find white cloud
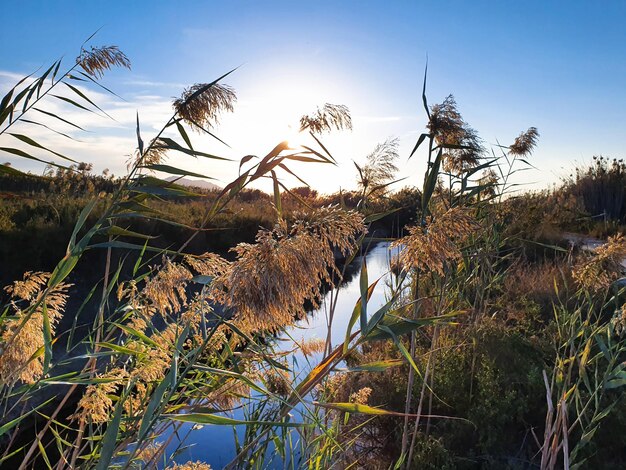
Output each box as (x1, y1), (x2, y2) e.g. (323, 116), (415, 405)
(0, 67), (432, 194)
(0, 70), (26, 81)
(123, 79), (187, 89)
(354, 115), (404, 123)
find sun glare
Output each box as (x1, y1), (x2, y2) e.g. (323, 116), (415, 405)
(284, 127), (308, 150)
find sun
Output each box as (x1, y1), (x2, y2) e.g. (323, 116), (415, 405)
(284, 126), (310, 150)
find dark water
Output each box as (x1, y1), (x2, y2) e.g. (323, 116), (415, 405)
(165, 242), (397, 469)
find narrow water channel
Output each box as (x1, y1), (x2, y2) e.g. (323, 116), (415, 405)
(166, 242), (396, 468)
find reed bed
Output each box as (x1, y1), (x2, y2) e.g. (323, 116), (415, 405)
(0, 42), (625, 470)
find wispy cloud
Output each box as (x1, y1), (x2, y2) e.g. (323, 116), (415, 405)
(123, 79), (187, 89)
(0, 70), (27, 81)
(354, 115), (404, 123)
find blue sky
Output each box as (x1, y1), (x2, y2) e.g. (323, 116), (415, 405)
(2, 0), (626, 192)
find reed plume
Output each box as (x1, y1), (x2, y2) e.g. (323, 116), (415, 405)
(173, 83), (236, 130)
(74, 368), (128, 424)
(0, 272), (70, 384)
(349, 387), (372, 405)
(572, 233), (626, 292)
(212, 207), (364, 333)
(300, 103), (352, 133)
(357, 137), (400, 192)
(509, 127), (539, 156)
(135, 442), (162, 464)
(393, 207), (479, 276)
(76, 45), (131, 78)
(299, 337), (326, 356)
(428, 95), (484, 173)
(141, 258), (193, 318)
(166, 462), (212, 470)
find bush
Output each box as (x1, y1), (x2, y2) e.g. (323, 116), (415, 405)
(563, 156), (626, 224)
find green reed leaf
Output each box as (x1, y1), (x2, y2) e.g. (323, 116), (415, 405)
(141, 164), (216, 180)
(33, 107), (87, 131)
(68, 198), (98, 252)
(166, 413), (311, 427)
(409, 133), (429, 160)
(359, 257), (369, 333)
(344, 278), (380, 353)
(95, 395), (124, 470)
(136, 112), (143, 155)
(421, 148), (442, 215)
(342, 359), (404, 373)
(8, 133), (77, 163)
(156, 137), (231, 161)
(103, 225), (156, 240)
(64, 81), (112, 118)
(0, 146), (70, 169)
(42, 303), (52, 374)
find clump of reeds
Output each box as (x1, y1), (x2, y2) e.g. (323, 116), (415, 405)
(3, 42), (626, 470)
(212, 207), (364, 333)
(392, 206), (479, 276)
(0, 272), (70, 384)
(572, 233), (626, 292)
(564, 156), (626, 224)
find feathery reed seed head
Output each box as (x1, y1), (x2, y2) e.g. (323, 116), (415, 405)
(212, 207), (364, 333)
(0, 272), (70, 384)
(509, 127), (540, 156)
(136, 442), (162, 464)
(76, 46), (131, 78)
(166, 462), (212, 470)
(611, 303), (626, 337)
(299, 337), (326, 356)
(74, 368), (128, 424)
(299, 103), (352, 134)
(358, 138), (400, 191)
(349, 387), (372, 405)
(393, 207), (479, 276)
(173, 83), (236, 130)
(572, 233), (626, 292)
(204, 379), (251, 410)
(142, 258), (193, 318)
(428, 95), (485, 173)
(265, 369), (292, 396)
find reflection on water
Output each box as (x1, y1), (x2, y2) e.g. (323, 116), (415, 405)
(167, 242), (397, 469)
(564, 232), (626, 268)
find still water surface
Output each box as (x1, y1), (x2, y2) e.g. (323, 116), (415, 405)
(167, 242), (396, 468)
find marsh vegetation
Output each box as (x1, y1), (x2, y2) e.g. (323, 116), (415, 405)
(0, 43), (625, 470)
